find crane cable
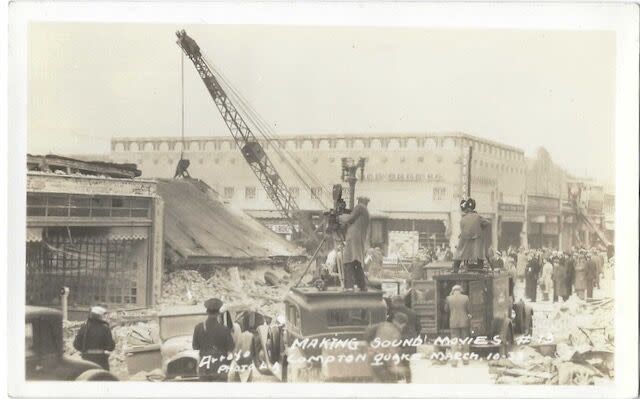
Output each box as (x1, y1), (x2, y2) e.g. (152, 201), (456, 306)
(180, 51), (186, 160)
(204, 58), (329, 207)
(203, 57), (330, 208)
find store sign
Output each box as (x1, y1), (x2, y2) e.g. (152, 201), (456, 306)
(498, 203), (525, 213)
(528, 196), (560, 211)
(365, 172), (443, 182)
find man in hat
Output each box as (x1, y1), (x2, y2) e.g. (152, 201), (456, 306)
(73, 305), (115, 370)
(192, 298), (235, 381)
(452, 198), (490, 273)
(525, 252), (541, 302)
(444, 285), (472, 367)
(339, 196), (370, 291)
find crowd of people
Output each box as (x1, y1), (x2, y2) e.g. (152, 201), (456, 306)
(487, 245), (612, 302)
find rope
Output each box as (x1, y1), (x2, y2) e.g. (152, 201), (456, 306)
(203, 57), (330, 209)
(180, 51), (185, 160)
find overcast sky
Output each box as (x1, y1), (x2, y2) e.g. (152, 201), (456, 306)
(27, 23), (616, 183)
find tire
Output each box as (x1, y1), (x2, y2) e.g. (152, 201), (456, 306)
(75, 369), (119, 381)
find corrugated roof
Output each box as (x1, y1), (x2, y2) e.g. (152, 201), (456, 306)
(156, 179), (303, 263)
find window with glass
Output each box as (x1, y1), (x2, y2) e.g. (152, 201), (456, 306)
(27, 193), (150, 218)
(327, 309), (369, 327)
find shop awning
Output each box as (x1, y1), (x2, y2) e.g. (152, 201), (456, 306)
(106, 226), (148, 240)
(26, 227), (43, 242)
(383, 211), (449, 221)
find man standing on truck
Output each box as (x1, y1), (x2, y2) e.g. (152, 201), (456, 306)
(73, 305), (115, 370)
(452, 198), (490, 273)
(192, 298), (235, 381)
(339, 196), (370, 291)
(444, 285), (472, 367)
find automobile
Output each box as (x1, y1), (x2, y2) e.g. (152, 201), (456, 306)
(25, 306), (119, 381)
(255, 286), (388, 382)
(126, 304), (270, 380)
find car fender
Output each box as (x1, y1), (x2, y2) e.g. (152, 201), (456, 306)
(75, 368), (119, 381)
(163, 349), (199, 375)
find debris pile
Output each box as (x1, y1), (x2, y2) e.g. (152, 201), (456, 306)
(158, 264), (303, 318)
(491, 295), (614, 385)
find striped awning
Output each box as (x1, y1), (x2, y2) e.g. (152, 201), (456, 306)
(27, 227), (43, 242)
(106, 226), (148, 240)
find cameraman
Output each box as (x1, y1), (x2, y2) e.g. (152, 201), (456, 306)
(339, 196), (370, 291)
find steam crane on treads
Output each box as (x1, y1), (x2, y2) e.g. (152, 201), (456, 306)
(176, 30), (388, 382)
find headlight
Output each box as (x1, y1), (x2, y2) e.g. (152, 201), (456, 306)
(166, 357), (198, 379)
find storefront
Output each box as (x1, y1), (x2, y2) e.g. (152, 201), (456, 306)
(527, 195), (561, 249)
(26, 172), (164, 309)
(497, 203), (525, 251)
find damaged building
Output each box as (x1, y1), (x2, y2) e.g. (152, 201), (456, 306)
(25, 155), (303, 314)
(155, 178), (304, 269)
(26, 155), (164, 311)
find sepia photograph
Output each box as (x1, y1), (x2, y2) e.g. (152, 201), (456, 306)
(6, 2), (639, 398)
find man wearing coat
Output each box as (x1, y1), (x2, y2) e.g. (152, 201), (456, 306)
(444, 285), (472, 367)
(525, 253), (541, 302)
(192, 298), (235, 381)
(573, 253), (589, 300)
(452, 198), (490, 273)
(552, 257), (570, 302)
(73, 306), (115, 370)
(339, 196), (370, 291)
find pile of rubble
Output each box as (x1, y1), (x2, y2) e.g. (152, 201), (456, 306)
(61, 261), (308, 380)
(491, 295), (614, 385)
(158, 263), (303, 318)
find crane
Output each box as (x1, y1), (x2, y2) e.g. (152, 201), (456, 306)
(175, 30), (321, 244)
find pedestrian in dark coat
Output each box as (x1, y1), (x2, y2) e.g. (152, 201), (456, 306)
(192, 298), (235, 381)
(573, 255), (589, 300)
(552, 258), (569, 301)
(586, 255), (598, 299)
(453, 198), (490, 272)
(339, 196), (370, 291)
(73, 306), (115, 370)
(525, 254), (541, 302)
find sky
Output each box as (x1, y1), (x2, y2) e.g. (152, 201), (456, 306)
(27, 23), (616, 183)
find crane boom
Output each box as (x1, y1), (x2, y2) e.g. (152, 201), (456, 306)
(176, 30), (306, 238)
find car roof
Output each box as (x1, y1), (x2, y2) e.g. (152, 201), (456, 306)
(26, 306), (62, 321)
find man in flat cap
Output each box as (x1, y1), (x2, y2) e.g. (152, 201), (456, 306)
(192, 298), (235, 381)
(73, 305), (115, 370)
(444, 285), (472, 367)
(339, 196), (370, 291)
